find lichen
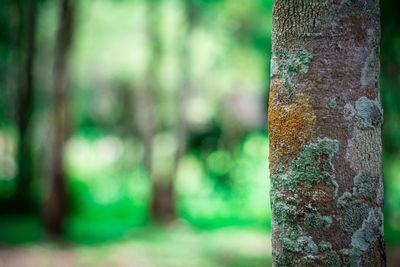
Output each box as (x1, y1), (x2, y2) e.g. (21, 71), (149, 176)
(324, 251), (341, 267)
(337, 191), (353, 208)
(275, 251), (293, 267)
(340, 248), (362, 267)
(361, 38), (378, 87)
(353, 173), (377, 199)
(343, 103), (355, 120)
(304, 212), (332, 229)
(280, 225), (318, 255)
(271, 138), (339, 200)
(270, 56), (279, 76)
(355, 96), (383, 130)
(319, 241), (333, 251)
(345, 127), (382, 178)
(276, 47), (312, 92)
(341, 0), (356, 7)
(274, 201), (297, 226)
(340, 200), (370, 232)
(351, 208), (384, 251)
(268, 89), (316, 168)
(329, 99), (337, 108)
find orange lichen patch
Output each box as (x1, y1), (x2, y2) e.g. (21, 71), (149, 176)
(268, 81), (316, 169)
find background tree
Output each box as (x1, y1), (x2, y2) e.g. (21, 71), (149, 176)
(14, 0), (38, 213)
(269, 0), (385, 265)
(43, 0), (74, 236)
(0, 0), (39, 213)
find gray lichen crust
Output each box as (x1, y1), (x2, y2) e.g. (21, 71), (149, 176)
(355, 96), (383, 130)
(345, 127), (382, 178)
(340, 200), (370, 233)
(334, 174), (384, 265)
(351, 208), (384, 251)
(343, 103), (356, 120)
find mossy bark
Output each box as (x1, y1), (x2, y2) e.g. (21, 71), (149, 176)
(268, 0), (385, 266)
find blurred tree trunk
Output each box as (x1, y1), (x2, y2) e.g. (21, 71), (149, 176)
(12, 0), (38, 212)
(43, 0), (74, 236)
(140, 0), (173, 222)
(148, 0), (197, 222)
(268, 0), (385, 266)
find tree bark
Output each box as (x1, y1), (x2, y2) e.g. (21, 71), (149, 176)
(268, 0), (385, 266)
(43, 0), (74, 237)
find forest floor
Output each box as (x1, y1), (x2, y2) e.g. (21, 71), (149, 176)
(0, 222), (399, 267)
(0, 223), (272, 267)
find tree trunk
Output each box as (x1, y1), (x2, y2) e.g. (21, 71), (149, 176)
(43, 0), (74, 237)
(12, 0), (38, 213)
(268, 0), (385, 266)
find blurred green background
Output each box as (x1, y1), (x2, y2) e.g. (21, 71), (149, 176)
(0, 0), (399, 266)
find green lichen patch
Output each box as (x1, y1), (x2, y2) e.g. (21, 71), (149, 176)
(351, 208), (384, 251)
(275, 251), (293, 267)
(319, 241), (333, 251)
(276, 47), (312, 92)
(329, 99), (337, 108)
(271, 137), (340, 266)
(353, 173), (377, 199)
(340, 200), (370, 232)
(271, 138), (339, 204)
(355, 96), (383, 130)
(341, 0), (356, 7)
(290, 137), (339, 197)
(271, 191), (285, 208)
(337, 191), (353, 208)
(274, 201), (297, 226)
(324, 251), (341, 267)
(280, 226), (318, 255)
(340, 248), (362, 267)
(304, 212), (332, 229)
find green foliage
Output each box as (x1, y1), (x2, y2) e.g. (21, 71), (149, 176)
(177, 132), (270, 227)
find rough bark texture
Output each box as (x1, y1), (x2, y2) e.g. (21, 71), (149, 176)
(43, 0), (74, 236)
(268, 0), (385, 266)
